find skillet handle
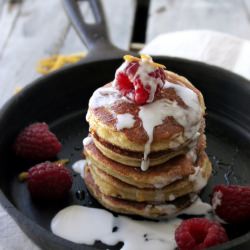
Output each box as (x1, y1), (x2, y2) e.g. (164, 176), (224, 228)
(62, 0), (128, 59)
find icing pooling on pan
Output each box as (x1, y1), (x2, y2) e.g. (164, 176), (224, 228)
(51, 198), (211, 250)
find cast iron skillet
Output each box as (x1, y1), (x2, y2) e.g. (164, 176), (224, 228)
(0, 0), (250, 249)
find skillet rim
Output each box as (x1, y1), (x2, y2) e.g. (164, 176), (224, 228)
(0, 55), (250, 250)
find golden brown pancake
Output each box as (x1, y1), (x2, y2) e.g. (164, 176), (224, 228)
(86, 151), (212, 203)
(90, 123), (206, 167)
(84, 165), (199, 219)
(84, 140), (196, 189)
(92, 131), (191, 167)
(83, 59), (212, 219)
(86, 70), (205, 157)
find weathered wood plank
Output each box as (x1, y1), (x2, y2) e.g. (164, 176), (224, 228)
(0, 0), (135, 108)
(0, 0), (70, 107)
(147, 0), (250, 42)
(0, 0), (6, 16)
(243, 0), (250, 17)
(0, 1), (22, 55)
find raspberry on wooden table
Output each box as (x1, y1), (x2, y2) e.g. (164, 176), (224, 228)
(27, 161), (72, 200)
(211, 184), (250, 224)
(175, 218), (228, 250)
(13, 122), (61, 161)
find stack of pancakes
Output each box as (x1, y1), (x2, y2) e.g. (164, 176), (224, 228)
(83, 69), (212, 219)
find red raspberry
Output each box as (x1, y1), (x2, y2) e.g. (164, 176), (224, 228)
(148, 68), (166, 82)
(115, 59), (166, 105)
(27, 161), (72, 200)
(134, 78), (150, 105)
(125, 61), (139, 76)
(14, 122), (61, 161)
(116, 72), (133, 95)
(175, 218), (228, 250)
(211, 185), (250, 224)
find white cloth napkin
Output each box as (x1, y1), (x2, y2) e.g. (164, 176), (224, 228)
(142, 30), (250, 80)
(1, 30), (249, 250)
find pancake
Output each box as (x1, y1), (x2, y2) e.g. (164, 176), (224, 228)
(90, 122), (205, 167)
(86, 152), (212, 202)
(92, 131), (191, 167)
(84, 140), (196, 189)
(86, 70), (205, 157)
(84, 164), (198, 219)
(82, 56), (212, 219)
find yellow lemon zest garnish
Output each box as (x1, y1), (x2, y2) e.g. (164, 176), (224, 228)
(123, 54), (166, 69)
(14, 86), (22, 94)
(123, 55), (140, 62)
(140, 54), (152, 61)
(141, 54), (166, 69)
(37, 52), (86, 74)
(151, 62), (166, 69)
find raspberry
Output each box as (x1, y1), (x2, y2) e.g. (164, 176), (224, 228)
(116, 72), (133, 95)
(175, 218), (228, 250)
(148, 68), (166, 82)
(211, 185), (250, 224)
(14, 122), (61, 161)
(114, 56), (166, 105)
(27, 161), (72, 200)
(134, 78), (150, 105)
(125, 61), (139, 76)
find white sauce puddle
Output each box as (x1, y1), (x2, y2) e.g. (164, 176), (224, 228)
(180, 197), (212, 215)
(51, 205), (180, 250)
(51, 198), (212, 250)
(72, 160), (87, 178)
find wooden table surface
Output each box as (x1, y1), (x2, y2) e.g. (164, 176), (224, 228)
(1, 0), (250, 108)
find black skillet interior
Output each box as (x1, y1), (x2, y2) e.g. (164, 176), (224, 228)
(0, 56), (250, 250)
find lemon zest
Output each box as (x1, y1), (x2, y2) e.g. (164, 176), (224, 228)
(37, 52), (86, 74)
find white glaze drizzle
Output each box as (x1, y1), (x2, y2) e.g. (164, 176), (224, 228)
(82, 136), (93, 147)
(89, 87), (127, 109)
(189, 166), (208, 192)
(168, 194), (176, 201)
(212, 191), (222, 210)
(72, 160), (87, 178)
(186, 148), (197, 163)
(139, 90), (201, 171)
(116, 113), (135, 130)
(51, 198), (212, 250)
(144, 203), (177, 215)
(180, 197), (212, 215)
